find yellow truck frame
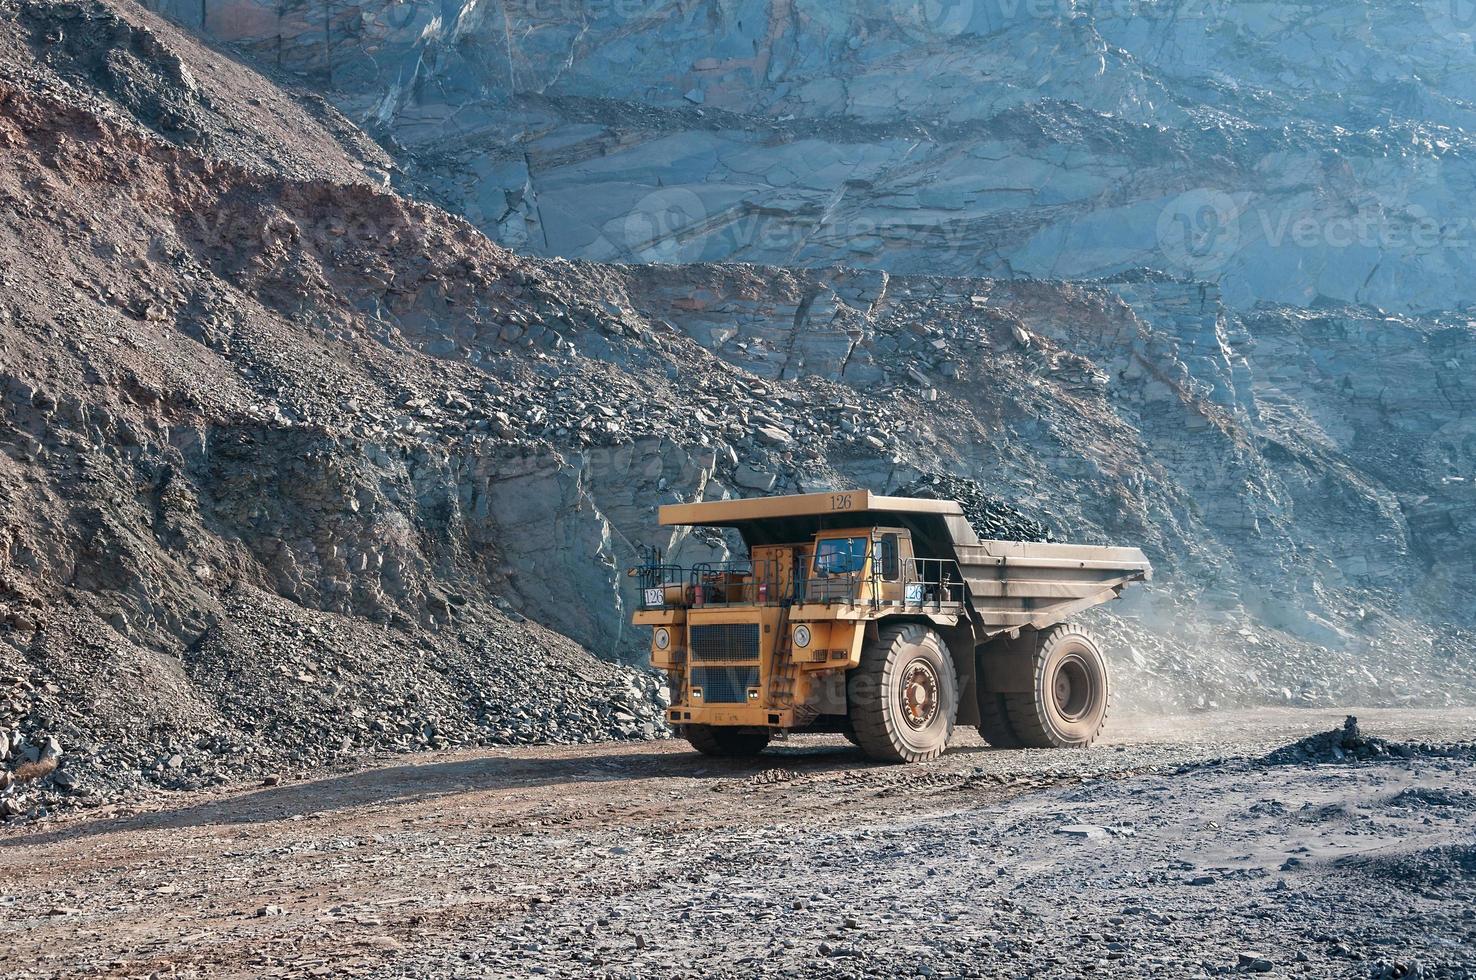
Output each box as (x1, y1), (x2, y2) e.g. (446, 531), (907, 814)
(632, 490), (1151, 763)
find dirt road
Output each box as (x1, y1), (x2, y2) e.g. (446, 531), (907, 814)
(3, 708), (1474, 979)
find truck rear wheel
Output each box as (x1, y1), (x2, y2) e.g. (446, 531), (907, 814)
(681, 724), (770, 758)
(847, 623), (957, 764)
(975, 693), (1024, 749)
(1001, 625), (1110, 748)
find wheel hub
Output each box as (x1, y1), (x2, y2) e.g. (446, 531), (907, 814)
(1052, 656), (1093, 721)
(899, 659), (941, 730)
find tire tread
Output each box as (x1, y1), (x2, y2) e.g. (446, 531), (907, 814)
(682, 724), (770, 757)
(975, 690), (1025, 748)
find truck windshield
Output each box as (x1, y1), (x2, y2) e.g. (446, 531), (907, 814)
(813, 537), (868, 577)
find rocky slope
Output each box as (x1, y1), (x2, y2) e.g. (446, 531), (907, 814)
(141, 0), (1476, 311)
(0, 0), (1473, 818)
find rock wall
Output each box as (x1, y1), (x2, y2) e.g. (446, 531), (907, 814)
(138, 0), (1476, 312)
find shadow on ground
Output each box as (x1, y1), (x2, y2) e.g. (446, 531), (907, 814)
(2, 736), (997, 846)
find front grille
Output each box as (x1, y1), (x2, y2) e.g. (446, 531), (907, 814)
(689, 623), (760, 663)
(691, 666), (761, 703)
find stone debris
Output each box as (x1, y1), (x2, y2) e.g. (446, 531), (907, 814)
(1056, 824), (1109, 840)
(1235, 952), (1274, 973)
(10, 714), (1472, 977)
(1261, 716), (1476, 767)
(898, 474), (1054, 543)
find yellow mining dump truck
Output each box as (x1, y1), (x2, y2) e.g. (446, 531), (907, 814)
(631, 490), (1151, 763)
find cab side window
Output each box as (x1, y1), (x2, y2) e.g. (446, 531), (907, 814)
(879, 533), (900, 580)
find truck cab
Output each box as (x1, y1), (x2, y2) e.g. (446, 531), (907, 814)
(631, 490), (1149, 763)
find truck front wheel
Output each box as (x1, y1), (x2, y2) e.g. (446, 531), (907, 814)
(847, 623), (958, 763)
(1001, 625), (1110, 748)
(681, 724), (770, 758)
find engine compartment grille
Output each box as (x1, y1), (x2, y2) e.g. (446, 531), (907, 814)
(691, 666), (761, 704)
(689, 623), (760, 663)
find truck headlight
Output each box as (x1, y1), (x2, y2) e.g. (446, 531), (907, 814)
(793, 625), (811, 648)
(654, 627), (671, 651)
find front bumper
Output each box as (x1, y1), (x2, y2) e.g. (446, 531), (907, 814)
(666, 704), (796, 728)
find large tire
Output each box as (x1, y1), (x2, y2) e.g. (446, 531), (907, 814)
(1000, 625), (1110, 748)
(975, 691), (1024, 749)
(682, 724), (770, 758)
(847, 623), (958, 763)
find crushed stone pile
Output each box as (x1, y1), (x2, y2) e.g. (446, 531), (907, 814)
(1, 586), (668, 821)
(1261, 716), (1476, 766)
(898, 474), (1054, 543)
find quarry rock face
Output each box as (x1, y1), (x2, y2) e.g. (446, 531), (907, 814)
(142, 0), (1476, 312)
(0, 0), (1472, 815)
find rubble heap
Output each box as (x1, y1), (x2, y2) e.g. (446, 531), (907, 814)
(898, 474), (1054, 544)
(1261, 716), (1476, 766)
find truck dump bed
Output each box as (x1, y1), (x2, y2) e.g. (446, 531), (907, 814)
(953, 539), (1151, 633)
(659, 490), (1151, 636)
